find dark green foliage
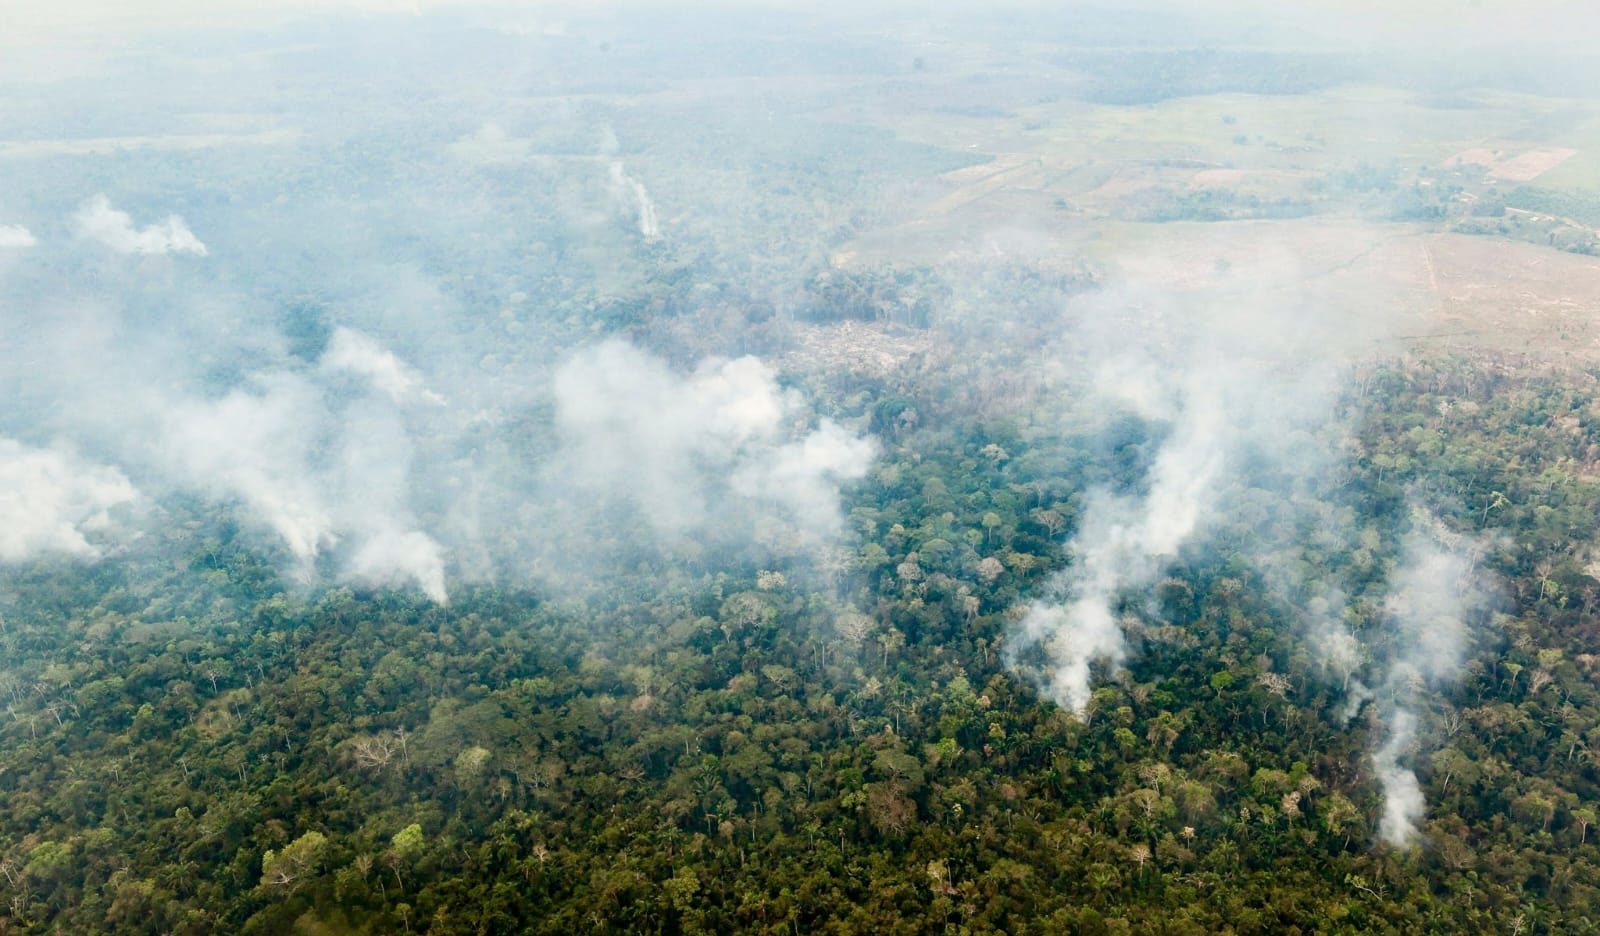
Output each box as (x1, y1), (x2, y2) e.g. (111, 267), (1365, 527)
(0, 360), (1597, 933)
(1055, 49), (1364, 105)
(1505, 187), (1600, 229)
(1139, 188), (1317, 223)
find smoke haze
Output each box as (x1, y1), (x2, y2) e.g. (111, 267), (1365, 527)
(1368, 525), (1495, 846)
(0, 438), (137, 562)
(1004, 260), (1386, 715)
(544, 340), (875, 561)
(0, 0), (1558, 868)
(999, 260), (1499, 845)
(73, 195), (208, 256)
(0, 182), (876, 600)
(0, 225), (35, 248)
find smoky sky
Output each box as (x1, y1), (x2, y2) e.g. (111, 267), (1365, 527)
(0, 180), (877, 599)
(0, 0), (1549, 849)
(0, 7), (950, 595)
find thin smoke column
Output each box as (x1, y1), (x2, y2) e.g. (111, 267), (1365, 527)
(609, 162), (661, 240)
(1371, 526), (1489, 847)
(1010, 367), (1226, 715)
(1373, 709), (1425, 847)
(1003, 255), (1394, 719)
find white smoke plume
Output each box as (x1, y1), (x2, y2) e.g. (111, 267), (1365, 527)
(1, 200), (867, 602)
(1259, 543), (1375, 723)
(732, 420), (880, 544)
(1006, 267), (1493, 846)
(1373, 709), (1425, 847)
(321, 327), (446, 406)
(0, 438), (137, 562)
(0, 225), (35, 248)
(609, 161), (661, 240)
(1367, 524), (1492, 847)
(1308, 592), (1365, 695)
(1006, 360), (1250, 711)
(1385, 529), (1483, 683)
(72, 194), (207, 256)
(150, 340), (456, 601)
(347, 529), (448, 604)
(1005, 261), (1371, 717)
(1276, 510), (1492, 847)
(328, 399), (448, 603)
(1011, 379), (1225, 716)
(160, 374), (338, 577)
(1013, 596), (1125, 717)
(548, 340), (874, 551)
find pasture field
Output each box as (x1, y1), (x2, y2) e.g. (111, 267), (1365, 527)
(783, 61), (1600, 364)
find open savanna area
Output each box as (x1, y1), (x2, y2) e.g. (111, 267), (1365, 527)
(762, 53), (1600, 365)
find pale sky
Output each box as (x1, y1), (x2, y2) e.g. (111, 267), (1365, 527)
(1, 0), (1593, 53)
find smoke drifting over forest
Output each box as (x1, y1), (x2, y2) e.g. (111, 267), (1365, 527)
(1005, 263), (1379, 716)
(0, 13), (1578, 916)
(0, 438), (137, 562)
(0, 191), (876, 599)
(73, 195), (208, 257)
(1370, 529), (1496, 844)
(1001, 262), (1502, 846)
(0, 225), (35, 248)
(548, 342), (874, 551)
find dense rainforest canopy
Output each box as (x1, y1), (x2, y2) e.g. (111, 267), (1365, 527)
(2, 358), (1599, 934)
(8, 3), (1600, 934)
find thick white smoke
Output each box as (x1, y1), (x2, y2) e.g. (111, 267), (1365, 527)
(347, 529), (448, 604)
(0, 438), (137, 562)
(72, 195), (208, 256)
(321, 327), (446, 407)
(1013, 598), (1123, 717)
(1012, 374), (1224, 715)
(150, 335), (458, 600)
(0, 225), (35, 248)
(2, 194), (870, 601)
(161, 374), (338, 576)
(1373, 709), (1425, 847)
(732, 420), (881, 544)
(328, 398), (448, 603)
(1005, 265), (1361, 717)
(548, 340), (874, 550)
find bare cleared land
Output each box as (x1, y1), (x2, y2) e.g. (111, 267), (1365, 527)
(803, 79), (1600, 365)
